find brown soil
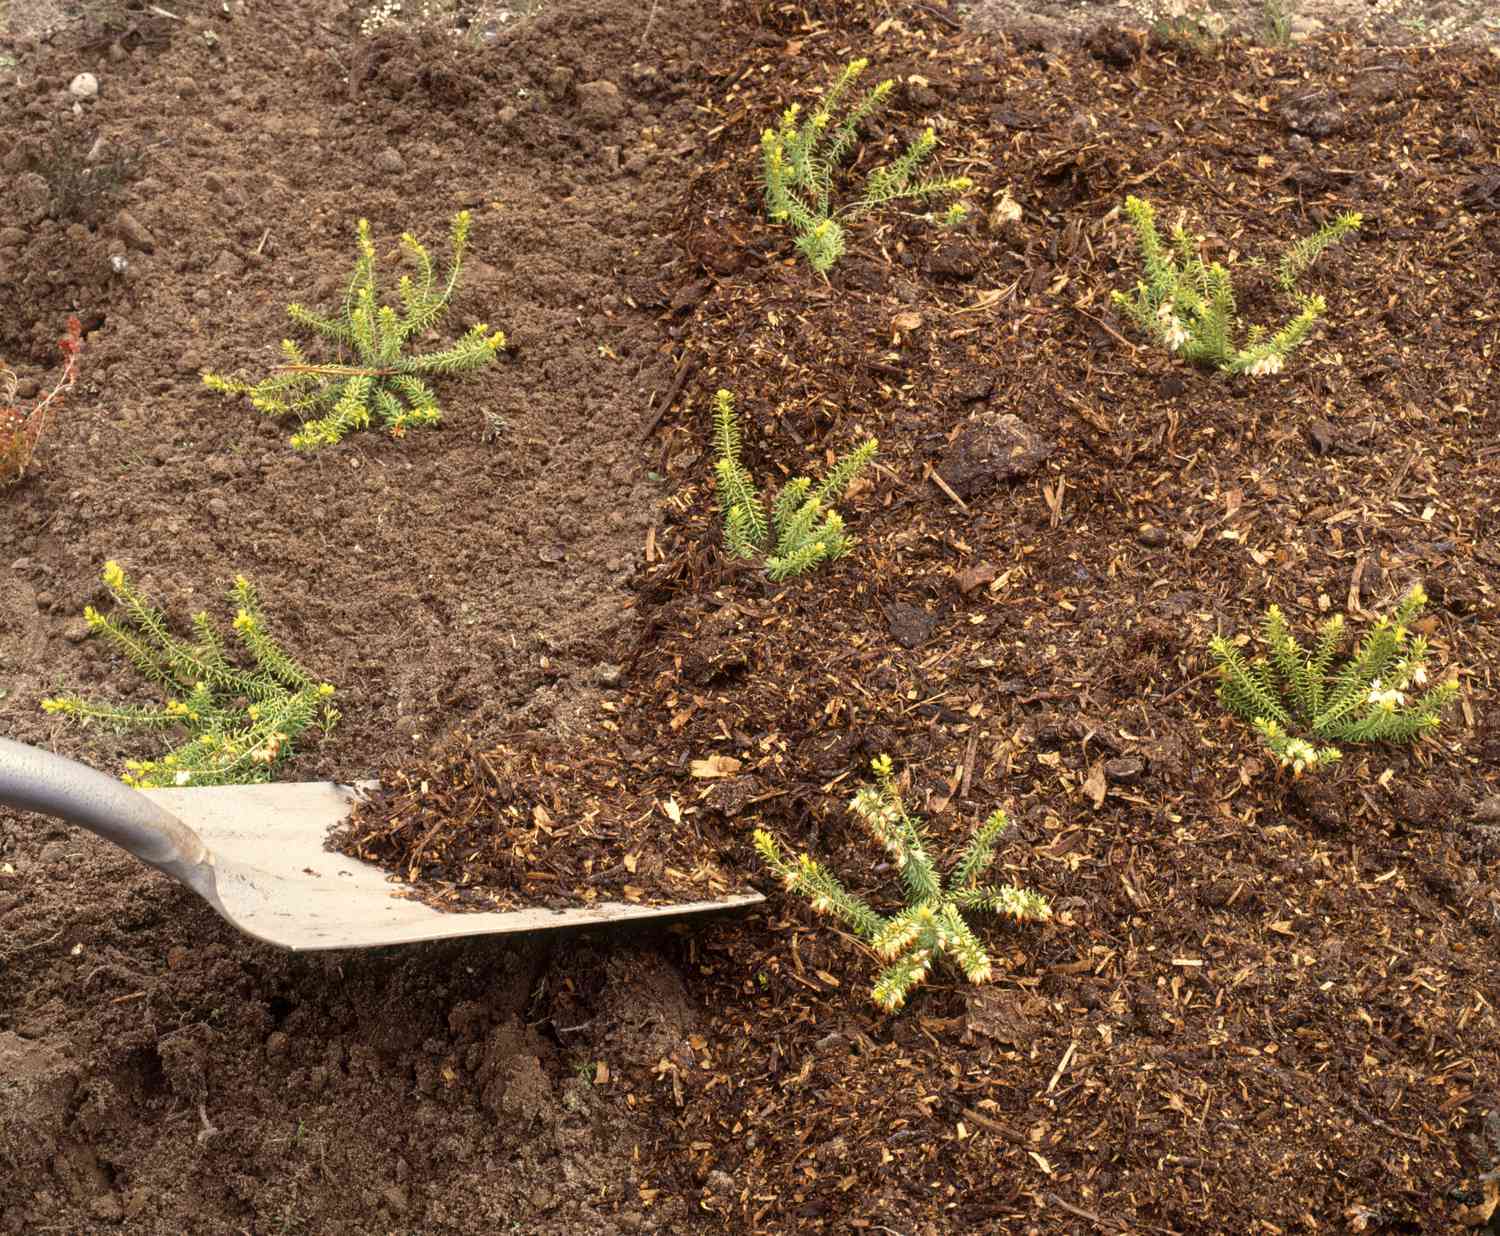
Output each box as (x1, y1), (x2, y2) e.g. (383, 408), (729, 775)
(5, 0), (1500, 1234)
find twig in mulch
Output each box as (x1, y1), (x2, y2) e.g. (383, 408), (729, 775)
(639, 354), (695, 441)
(17, 928), (65, 953)
(1348, 1097), (1424, 1145)
(912, 3), (963, 30)
(924, 463), (971, 512)
(1153, 668), (1216, 709)
(196, 1103), (220, 1146)
(958, 725), (979, 800)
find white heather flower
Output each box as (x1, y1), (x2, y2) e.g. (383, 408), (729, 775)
(1281, 738), (1319, 774)
(1156, 301), (1190, 351)
(1245, 352), (1284, 377)
(174, 770), (192, 786)
(1367, 680), (1405, 711)
(1411, 664), (1428, 686)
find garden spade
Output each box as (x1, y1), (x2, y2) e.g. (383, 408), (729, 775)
(0, 737), (761, 951)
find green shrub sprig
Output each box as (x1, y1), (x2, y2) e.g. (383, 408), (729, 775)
(203, 212), (504, 449)
(1209, 585), (1459, 775)
(43, 562), (338, 787)
(761, 58), (972, 274)
(1112, 195), (1360, 376)
(712, 389), (876, 580)
(755, 756), (1051, 1012)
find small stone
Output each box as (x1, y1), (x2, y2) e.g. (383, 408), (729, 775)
(15, 172), (50, 224)
(576, 79), (626, 127)
(935, 412), (1053, 500)
(375, 147), (404, 174)
(925, 242), (980, 280)
(1280, 91), (1344, 138)
(546, 66), (574, 101)
(68, 72), (99, 99)
(62, 618), (92, 643)
(114, 209), (156, 253)
(496, 104), (519, 130)
(1137, 524), (1167, 548)
(595, 663), (623, 689)
(886, 602), (936, 650)
(380, 1185), (408, 1216)
(1104, 756), (1146, 783)
(206, 498), (229, 519)
(0, 226), (26, 247)
(265, 1031), (289, 1059)
(210, 250), (244, 278)
(1474, 796), (1500, 824)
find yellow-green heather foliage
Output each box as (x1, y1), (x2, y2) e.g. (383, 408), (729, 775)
(203, 212), (504, 449)
(712, 388), (876, 580)
(1112, 195), (1360, 376)
(1209, 585), (1459, 776)
(43, 562), (338, 788)
(754, 756), (1051, 1012)
(761, 58), (972, 274)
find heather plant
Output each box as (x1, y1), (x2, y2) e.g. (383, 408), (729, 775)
(754, 756), (1051, 1012)
(712, 388), (876, 580)
(1, 316), (82, 487)
(760, 58), (972, 274)
(1209, 585), (1459, 775)
(43, 562), (338, 788)
(1112, 195), (1360, 376)
(203, 211), (505, 449)
(35, 130), (142, 224)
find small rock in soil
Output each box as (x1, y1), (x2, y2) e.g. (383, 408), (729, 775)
(375, 146), (404, 174)
(1104, 755), (1145, 783)
(936, 411), (1053, 499)
(15, 172), (50, 223)
(1280, 91), (1345, 138)
(114, 208), (156, 253)
(925, 242), (980, 279)
(1137, 523), (1167, 547)
(1087, 24), (1140, 67)
(61, 618), (92, 643)
(885, 601), (936, 649)
(68, 73), (99, 98)
(577, 79), (626, 126)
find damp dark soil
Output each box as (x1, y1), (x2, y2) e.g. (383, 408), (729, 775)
(3, 0), (1500, 1232)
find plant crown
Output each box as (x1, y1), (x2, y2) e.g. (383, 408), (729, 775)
(43, 562), (338, 787)
(1111, 195), (1360, 375)
(712, 388), (876, 580)
(2, 317), (82, 488)
(760, 58), (972, 273)
(1209, 585), (1459, 775)
(755, 755), (1051, 1012)
(203, 212), (505, 449)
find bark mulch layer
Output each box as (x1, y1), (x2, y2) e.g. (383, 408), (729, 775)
(331, 733), (744, 910)
(596, 6), (1500, 1232)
